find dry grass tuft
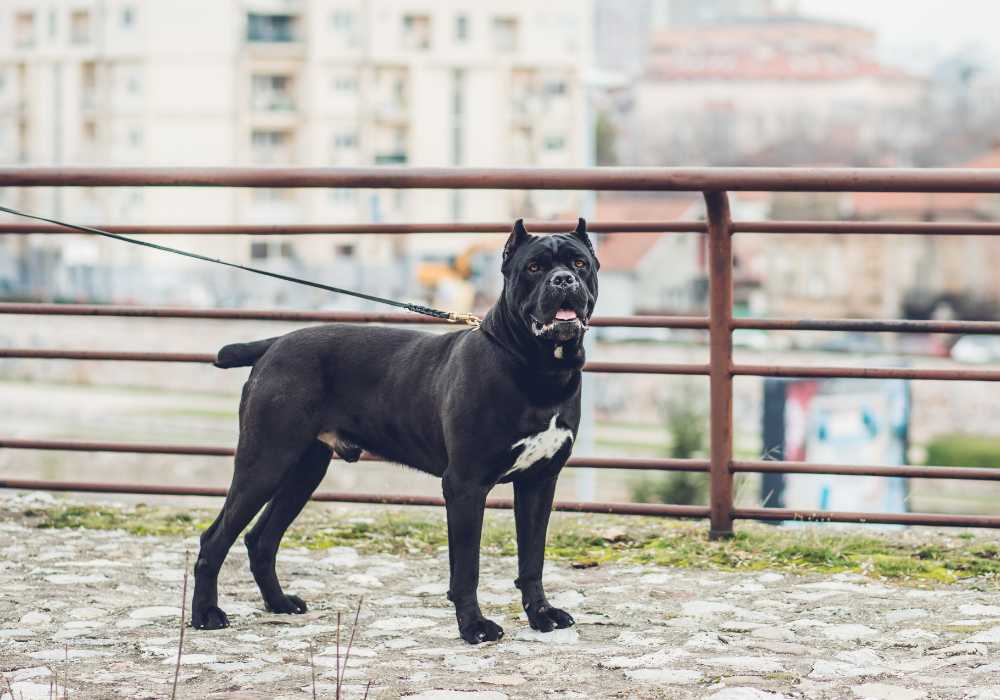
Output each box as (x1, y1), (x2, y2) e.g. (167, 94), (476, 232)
(170, 551), (190, 700)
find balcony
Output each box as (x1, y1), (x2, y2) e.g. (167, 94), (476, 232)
(251, 75), (296, 113)
(401, 15), (432, 51)
(374, 153), (407, 165)
(250, 129), (294, 164)
(246, 13), (299, 43)
(374, 100), (408, 125)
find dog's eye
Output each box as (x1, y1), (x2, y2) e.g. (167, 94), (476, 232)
(573, 259), (587, 269)
(527, 262), (540, 273)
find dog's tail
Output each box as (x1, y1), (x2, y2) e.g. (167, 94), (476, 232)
(214, 337), (279, 369)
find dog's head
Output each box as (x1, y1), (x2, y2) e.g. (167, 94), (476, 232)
(499, 218), (599, 349)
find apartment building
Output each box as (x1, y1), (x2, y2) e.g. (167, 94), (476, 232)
(630, 14), (925, 166)
(0, 0), (592, 306)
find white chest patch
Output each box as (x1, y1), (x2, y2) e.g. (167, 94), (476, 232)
(505, 414), (574, 476)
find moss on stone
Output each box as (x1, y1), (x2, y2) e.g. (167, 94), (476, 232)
(20, 499), (1000, 589)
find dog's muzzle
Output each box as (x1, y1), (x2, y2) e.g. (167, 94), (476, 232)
(531, 310), (587, 342)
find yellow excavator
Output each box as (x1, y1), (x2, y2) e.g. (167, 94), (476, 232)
(416, 242), (500, 313)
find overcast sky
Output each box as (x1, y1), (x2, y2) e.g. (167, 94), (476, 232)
(798, 0), (1000, 71)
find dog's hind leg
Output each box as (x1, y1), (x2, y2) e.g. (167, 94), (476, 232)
(244, 440), (331, 614)
(191, 426), (309, 630)
(191, 462), (287, 629)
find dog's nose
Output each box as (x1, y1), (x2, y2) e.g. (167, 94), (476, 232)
(550, 272), (578, 288)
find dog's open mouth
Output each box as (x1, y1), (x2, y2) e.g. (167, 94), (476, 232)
(531, 306), (587, 337)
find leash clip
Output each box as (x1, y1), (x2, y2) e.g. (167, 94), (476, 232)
(447, 312), (482, 328)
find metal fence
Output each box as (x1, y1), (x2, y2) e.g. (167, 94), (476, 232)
(3, 166), (1000, 537)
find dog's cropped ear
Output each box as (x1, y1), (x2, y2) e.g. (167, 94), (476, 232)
(502, 218), (529, 270)
(573, 217), (600, 269)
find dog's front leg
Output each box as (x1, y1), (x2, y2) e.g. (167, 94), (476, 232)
(513, 475), (576, 632)
(442, 473), (503, 644)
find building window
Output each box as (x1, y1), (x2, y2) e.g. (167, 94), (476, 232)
(455, 15), (469, 42)
(251, 129), (293, 163)
(71, 10), (92, 45)
(543, 80), (567, 96)
(451, 68), (464, 165)
(279, 242), (296, 259)
(15, 12), (36, 48)
(334, 132), (358, 149)
(80, 62), (97, 109)
(334, 243), (356, 258)
(251, 74), (295, 111)
(492, 17), (518, 52)
(330, 189), (355, 204)
(374, 125), (408, 165)
(331, 10), (353, 30)
(543, 135), (565, 151)
(332, 75), (357, 94)
(402, 14), (431, 50)
(247, 13), (296, 43)
(128, 128), (143, 148)
(253, 188), (294, 203)
(126, 72), (142, 95)
(374, 152), (407, 165)
(250, 242), (269, 260)
(82, 120), (97, 144)
(122, 7), (135, 28)
(330, 10), (358, 47)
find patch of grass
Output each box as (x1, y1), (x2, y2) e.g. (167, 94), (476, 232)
(20, 501), (1000, 588)
(925, 433), (1000, 469)
(764, 672), (798, 682)
(35, 504), (215, 537)
(940, 623), (988, 633)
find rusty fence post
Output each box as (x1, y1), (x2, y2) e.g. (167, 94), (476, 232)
(705, 190), (735, 539)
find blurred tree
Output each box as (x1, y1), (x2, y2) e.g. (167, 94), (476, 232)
(630, 381), (709, 505)
(595, 111), (618, 166)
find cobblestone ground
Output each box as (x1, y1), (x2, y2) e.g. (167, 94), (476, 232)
(2, 493), (1000, 700)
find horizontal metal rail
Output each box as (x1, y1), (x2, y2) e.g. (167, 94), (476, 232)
(2, 475), (996, 528)
(0, 303), (710, 329)
(0, 220), (707, 235)
(0, 477), (710, 518)
(7, 220), (1000, 238)
(0, 348), (709, 375)
(0, 438), (709, 472)
(3, 166), (1000, 192)
(735, 507), (1000, 529)
(733, 459), (1000, 481)
(0, 349), (217, 363)
(7, 219), (1000, 237)
(732, 220), (1000, 236)
(733, 363), (1000, 381)
(4, 303), (996, 335)
(7, 438), (998, 482)
(733, 317), (1000, 334)
(10, 350), (991, 381)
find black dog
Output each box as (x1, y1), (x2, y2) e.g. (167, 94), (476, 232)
(191, 218), (599, 644)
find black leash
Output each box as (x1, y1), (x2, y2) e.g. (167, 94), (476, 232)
(0, 204), (481, 326)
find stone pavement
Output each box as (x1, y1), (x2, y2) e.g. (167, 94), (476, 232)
(2, 493), (1000, 699)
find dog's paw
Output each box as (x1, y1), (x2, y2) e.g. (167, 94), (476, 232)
(266, 594), (308, 615)
(526, 603), (575, 633)
(191, 604), (230, 630)
(458, 616), (504, 645)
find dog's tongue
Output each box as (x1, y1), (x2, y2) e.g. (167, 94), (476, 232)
(555, 309), (578, 321)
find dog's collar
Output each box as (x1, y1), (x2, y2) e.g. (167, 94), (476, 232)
(479, 323), (584, 374)
(446, 311), (482, 328)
